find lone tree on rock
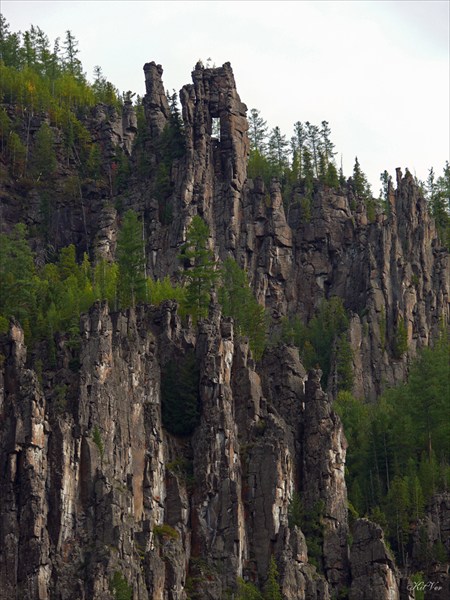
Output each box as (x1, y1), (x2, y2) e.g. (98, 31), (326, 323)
(117, 209), (147, 308)
(178, 215), (218, 322)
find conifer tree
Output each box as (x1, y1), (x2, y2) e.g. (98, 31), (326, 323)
(352, 157), (372, 199)
(291, 121), (307, 178)
(116, 210), (147, 307)
(63, 30), (82, 79)
(268, 126), (289, 176)
(178, 216), (218, 322)
(263, 556), (282, 600)
(428, 162), (450, 246)
(219, 258), (267, 359)
(248, 108), (268, 154)
(32, 122), (57, 179)
(302, 147), (314, 204)
(325, 161), (340, 189)
(305, 121), (321, 176)
(0, 224), (37, 336)
(236, 579), (263, 600)
(320, 120), (335, 165)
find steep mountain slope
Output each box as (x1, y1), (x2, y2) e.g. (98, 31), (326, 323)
(0, 61), (448, 600)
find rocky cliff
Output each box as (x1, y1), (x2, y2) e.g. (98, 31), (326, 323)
(0, 61), (448, 599)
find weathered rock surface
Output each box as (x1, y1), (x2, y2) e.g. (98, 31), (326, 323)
(349, 519), (399, 600)
(139, 62), (448, 401)
(0, 59), (449, 600)
(0, 305), (351, 599)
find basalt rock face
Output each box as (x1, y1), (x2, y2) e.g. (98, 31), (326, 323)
(140, 62), (448, 401)
(349, 519), (400, 600)
(0, 60), (449, 600)
(0, 306), (349, 599)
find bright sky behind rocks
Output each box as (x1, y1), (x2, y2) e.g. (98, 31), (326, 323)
(2, 0), (449, 192)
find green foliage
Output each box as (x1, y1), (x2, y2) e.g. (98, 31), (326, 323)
(147, 275), (186, 307)
(110, 571), (132, 600)
(219, 258), (267, 360)
(287, 491), (303, 528)
(6, 131), (26, 177)
(0, 223), (37, 335)
(0, 217), (195, 363)
(287, 493), (324, 570)
(116, 210), (147, 307)
(247, 114), (340, 209)
(0, 19), (122, 186)
(248, 148), (277, 186)
(282, 297), (349, 387)
(248, 108), (268, 154)
(236, 578), (263, 600)
(31, 121), (57, 179)
(335, 332), (354, 392)
(352, 157), (372, 200)
(410, 573), (425, 600)
(151, 90), (185, 222)
(179, 216), (219, 323)
(325, 161), (340, 189)
(0, 20), (121, 110)
(263, 556), (282, 600)
(53, 383), (68, 413)
(94, 259), (119, 309)
(161, 350), (200, 436)
(92, 425), (104, 459)
(111, 150), (131, 194)
(268, 126), (289, 177)
(426, 163), (450, 247)
(393, 318), (408, 358)
(335, 332), (450, 564)
(153, 523), (179, 540)
(379, 170), (392, 213)
(300, 196), (312, 222)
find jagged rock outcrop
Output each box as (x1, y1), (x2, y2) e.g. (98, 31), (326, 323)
(0, 59), (449, 600)
(139, 62), (448, 400)
(302, 370), (349, 590)
(0, 305), (352, 599)
(349, 519), (399, 600)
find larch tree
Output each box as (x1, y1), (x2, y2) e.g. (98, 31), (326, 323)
(116, 210), (147, 308)
(248, 108), (268, 154)
(178, 215), (218, 323)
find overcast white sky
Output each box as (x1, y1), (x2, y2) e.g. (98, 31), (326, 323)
(2, 0), (449, 192)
